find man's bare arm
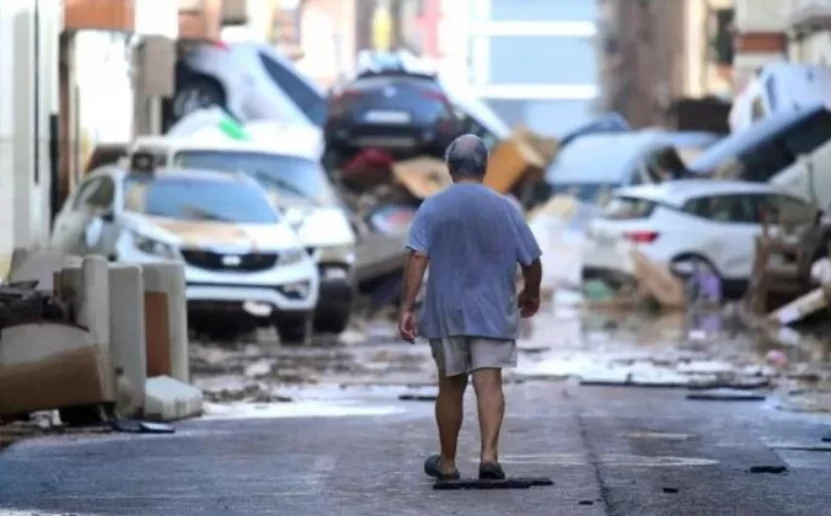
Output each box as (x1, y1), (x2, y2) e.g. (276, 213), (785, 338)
(521, 259), (542, 297)
(401, 251), (429, 312)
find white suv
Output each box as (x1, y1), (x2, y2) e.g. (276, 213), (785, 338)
(128, 133), (358, 334)
(50, 166), (320, 344)
(583, 179), (818, 296)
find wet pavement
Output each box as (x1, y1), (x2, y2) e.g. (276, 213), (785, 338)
(4, 297), (831, 514)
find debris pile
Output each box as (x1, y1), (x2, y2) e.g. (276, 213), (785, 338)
(0, 280), (69, 331)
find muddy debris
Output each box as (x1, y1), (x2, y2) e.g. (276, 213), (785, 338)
(202, 382), (293, 404)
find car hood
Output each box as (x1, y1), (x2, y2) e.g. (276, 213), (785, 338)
(123, 212), (301, 251)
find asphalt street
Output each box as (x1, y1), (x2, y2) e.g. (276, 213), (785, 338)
(2, 380), (831, 516)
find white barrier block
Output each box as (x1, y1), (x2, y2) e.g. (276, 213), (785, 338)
(80, 255), (110, 350)
(58, 257), (116, 397)
(108, 263), (147, 417)
(144, 375), (203, 421)
(142, 261), (189, 383)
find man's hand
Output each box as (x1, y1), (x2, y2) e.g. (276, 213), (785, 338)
(398, 309), (418, 343)
(518, 289), (540, 318)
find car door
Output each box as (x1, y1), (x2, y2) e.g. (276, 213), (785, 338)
(684, 193), (761, 279)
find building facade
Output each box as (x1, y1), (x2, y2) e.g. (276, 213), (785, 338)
(788, 0), (831, 65)
(463, 0), (599, 136)
(0, 0), (242, 279)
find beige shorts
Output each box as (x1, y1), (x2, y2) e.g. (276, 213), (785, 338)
(429, 336), (517, 377)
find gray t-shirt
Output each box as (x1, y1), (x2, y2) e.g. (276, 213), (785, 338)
(406, 183), (542, 340)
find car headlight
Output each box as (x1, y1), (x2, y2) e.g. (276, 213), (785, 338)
(317, 244), (356, 265)
(278, 247), (307, 266)
(132, 232), (177, 258)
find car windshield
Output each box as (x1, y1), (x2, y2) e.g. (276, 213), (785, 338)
(123, 176), (280, 224)
(173, 150), (334, 204)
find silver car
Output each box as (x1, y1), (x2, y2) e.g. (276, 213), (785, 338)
(173, 41), (327, 127)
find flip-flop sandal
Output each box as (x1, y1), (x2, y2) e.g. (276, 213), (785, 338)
(479, 461), (506, 480)
(424, 454), (460, 480)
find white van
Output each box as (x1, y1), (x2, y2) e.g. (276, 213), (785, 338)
(128, 134), (357, 334)
(729, 61), (831, 133)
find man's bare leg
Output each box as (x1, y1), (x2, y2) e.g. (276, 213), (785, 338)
(435, 371), (468, 473)
(472, 368), (505, 464)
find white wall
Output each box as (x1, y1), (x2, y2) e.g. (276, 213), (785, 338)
(0, 0), (60, 278)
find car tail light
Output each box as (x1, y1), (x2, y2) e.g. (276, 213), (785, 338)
(419, 89), (447, 102)
(211, 40), (230, 50)
(623, 230), (659, 244)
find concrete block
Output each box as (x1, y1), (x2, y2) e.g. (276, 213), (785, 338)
(57, 256), (116, 398)
(0, 322), (116, 415)
(7, 248), (82, 291)
(144, 375), (203, 421)
(108, 264), (146, 417)
(142, 262), (188, 383)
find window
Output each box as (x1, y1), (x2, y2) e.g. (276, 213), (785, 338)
(684, 194), (757, 223)
(258, 52), (326, 126)
(72, 176), (115, 211)
(123, 176), (280, 224)
(173, 150), (336, 204)
(752, 194), (817, 226)
(603, 196), (656, 220)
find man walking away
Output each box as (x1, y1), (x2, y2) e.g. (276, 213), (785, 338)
(398, 134), (543, 481)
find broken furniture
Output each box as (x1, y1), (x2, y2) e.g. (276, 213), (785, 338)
(744, 209), (829, 317)
(1, 250), (202, 423)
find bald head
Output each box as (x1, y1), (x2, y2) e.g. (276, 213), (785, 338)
(445, 134), (488, 181)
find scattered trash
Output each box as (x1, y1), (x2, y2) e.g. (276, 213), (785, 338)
(768, 288), (829, 326)
(765, 350), (789, 370)
(685, 389), (767, 401)
(766, 443), (831, 453)
(398, 393), (438, 402)
(244, 359), (274, 379)
(110, 419), (175, 434)
(433, 477), (554, 490)
(626, 432), (696, 441)
(747, 465), (787, 474)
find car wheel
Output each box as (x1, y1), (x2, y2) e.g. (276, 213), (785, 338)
(172, 76), (226, 120)
(276, 313), (314, 346)
(314, 308), (351, 335)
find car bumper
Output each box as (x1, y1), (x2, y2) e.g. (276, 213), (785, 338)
(186, 281), (318, 314)
(326, 122), (446, 151)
